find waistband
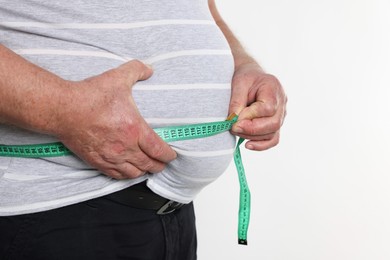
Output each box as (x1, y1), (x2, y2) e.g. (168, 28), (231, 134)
(105, 181), (185, 215)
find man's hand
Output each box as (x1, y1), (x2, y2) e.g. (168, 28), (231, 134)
(207, 1), (287, 151)
(56, 60), (177, 179)
(229, 62), (287, 151)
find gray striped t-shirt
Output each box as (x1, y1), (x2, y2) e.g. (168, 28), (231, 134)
(0, 0), (236, 216)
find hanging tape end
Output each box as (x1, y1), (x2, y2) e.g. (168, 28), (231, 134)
(238, 239), (248, 246)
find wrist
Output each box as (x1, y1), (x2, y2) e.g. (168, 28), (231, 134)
(35, 79), (75, 137)
(234, 55), (258, 69)
(233, 57), (265, 75)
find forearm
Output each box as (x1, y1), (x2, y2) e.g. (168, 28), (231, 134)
(208, 0), (262, 70)
(0, 44), (69, 135)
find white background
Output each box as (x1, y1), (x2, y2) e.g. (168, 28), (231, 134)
(195, 1), (390, 259)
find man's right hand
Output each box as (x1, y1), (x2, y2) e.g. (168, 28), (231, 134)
(55, 60), (176, 179)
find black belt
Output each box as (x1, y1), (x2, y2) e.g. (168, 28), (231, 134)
(105, 181), (185, 215)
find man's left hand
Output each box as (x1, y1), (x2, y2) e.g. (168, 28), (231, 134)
(229, 61), (287, 151)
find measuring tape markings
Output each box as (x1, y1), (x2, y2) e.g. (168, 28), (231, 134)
(0, 115), (251, 245)
(0, 142), (71, 158)
(235, 137), (251, 245)
(154, 119), (235, 142)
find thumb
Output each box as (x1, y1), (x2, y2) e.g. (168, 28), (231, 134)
(118, 59), (154, 85)
(138, 122), (177, 163)
(229, 80), (249, 117)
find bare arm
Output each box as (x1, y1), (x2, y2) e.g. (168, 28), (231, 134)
(0, 44), (176, 178)
(209, 1), (287, 151)
(208, 0), (257, 69)
(0, 44), (69, 133)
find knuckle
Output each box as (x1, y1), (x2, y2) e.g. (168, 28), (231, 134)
(247, 125), (258, 136)
(142, 160), (155, 172)
(263, 100), (278, 115)
(133, 155), (154, 172)
(127, 169), (145, 179)
(247, 104), (260, 118)
(122, 170), (145, 179)
(263, 73), (280, 86)
(130, 59), (145, 70)
(125, 59), (149, 83)
(270, 118), (283, 131)
(134, 156), (150, 168)
(101, 153), (120, 164)
(149, 144), (166, 159)
(115, 163), (145, 179)
(105, 169), (124, 180)
(150, 163), (166, 173)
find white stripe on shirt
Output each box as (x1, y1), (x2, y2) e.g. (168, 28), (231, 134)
(173, 148), (234, 157)
(0, 20), (214, 29)
(2, 170), (101, 181)
(145, 117), (226, 125)
(143, 49), (232, 64)
(2, 173), (47, 181)
(14, 49), (232, 64)
(14, 49), (127, 61)
(134, 83), (231, 91)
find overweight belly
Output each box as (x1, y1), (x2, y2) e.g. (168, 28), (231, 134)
(133, 52), (236, 203)
(0, 0), (236, 201)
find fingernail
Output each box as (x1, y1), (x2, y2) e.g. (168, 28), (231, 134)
(146, 64), (153, 69)
(233, 125), (243, 133)
(247, 144), (254, 150)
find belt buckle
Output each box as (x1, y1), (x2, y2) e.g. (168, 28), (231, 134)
(157, 200), (183, 215)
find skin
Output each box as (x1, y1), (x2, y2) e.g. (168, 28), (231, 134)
(0, 2), (287, 180)
(0, 46), (176, 179)
(209, 0), (287, 151)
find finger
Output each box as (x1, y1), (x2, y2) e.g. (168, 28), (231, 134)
(235, 73), (284, 123)
(232, 106), (284, 137)
(245, 132), (280, 151)
(232, 131), (277, 142)
(138, 125), (177, 163)
(103, 169), (128, 180)
(114, 163), (147, 179)
(237, 84), (279, 122)
(232, 88), (281, 134)
(228, 78), (250, 116)
(95, 159), (146, 179)
(118, 59), (154, 85)
(95, 149), (162, 177)
(126, 149), (167, 173)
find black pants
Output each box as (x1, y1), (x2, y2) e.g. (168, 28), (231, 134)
(0, 192), (197, 260)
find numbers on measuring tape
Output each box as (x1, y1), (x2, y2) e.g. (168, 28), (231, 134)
(235, 137), (251, 245)
(0, 142), (72, 157)
(154, 119), (236, 142)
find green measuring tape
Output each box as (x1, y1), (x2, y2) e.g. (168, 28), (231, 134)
(0, 115), (251, 245)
